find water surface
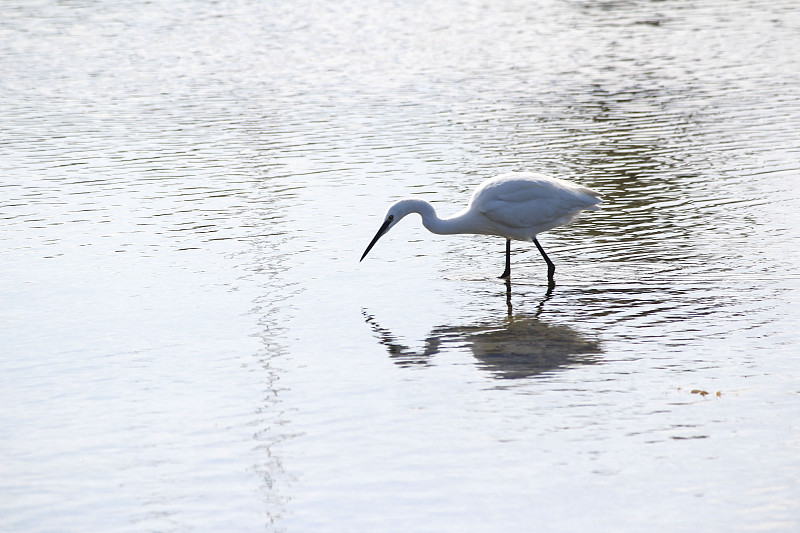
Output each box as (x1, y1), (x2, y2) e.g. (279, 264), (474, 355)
(2, 0), (800, 531)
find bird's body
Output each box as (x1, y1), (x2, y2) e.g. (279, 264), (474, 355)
(360, 172), (602, 283)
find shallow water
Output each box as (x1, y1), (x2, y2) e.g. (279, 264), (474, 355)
(2, 0), (800, 531)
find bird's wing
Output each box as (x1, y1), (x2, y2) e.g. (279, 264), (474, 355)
(476, 178), (601, 229)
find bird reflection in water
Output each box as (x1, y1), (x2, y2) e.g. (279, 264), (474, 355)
(364, 281), (602, 379)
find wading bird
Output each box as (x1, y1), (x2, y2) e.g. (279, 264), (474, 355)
(360, 172), (602, 283)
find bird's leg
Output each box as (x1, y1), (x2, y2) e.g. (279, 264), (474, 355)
(505, 277), (513, 316)
(533, 237), (555, 281)
(499, 239), (511, 278)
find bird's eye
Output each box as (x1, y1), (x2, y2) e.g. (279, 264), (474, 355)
(387, 215), (394, 222)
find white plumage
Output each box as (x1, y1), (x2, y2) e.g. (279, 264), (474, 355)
(360, 172), (602, 282)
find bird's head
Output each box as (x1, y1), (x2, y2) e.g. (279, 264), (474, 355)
(359, 200), (421, 262)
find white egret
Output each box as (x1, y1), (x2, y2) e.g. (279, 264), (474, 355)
(360, 172), (602, 282)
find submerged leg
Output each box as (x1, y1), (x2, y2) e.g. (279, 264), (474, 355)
(533, 237), (555, 281)
(504, 277), (512, 315)
(499, 239), (511, 278)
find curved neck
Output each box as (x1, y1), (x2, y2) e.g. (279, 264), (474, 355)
(395, 199), (466, 235)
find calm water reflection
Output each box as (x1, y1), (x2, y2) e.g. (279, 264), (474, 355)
(2, 0), (800, 531)
(366, 310), (602, 379)
(365, 283), (602, 379)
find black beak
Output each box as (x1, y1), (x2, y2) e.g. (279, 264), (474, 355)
(360, 217), (393, 262)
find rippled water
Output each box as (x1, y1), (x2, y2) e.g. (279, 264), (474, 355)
(2, 0), (800, 531)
